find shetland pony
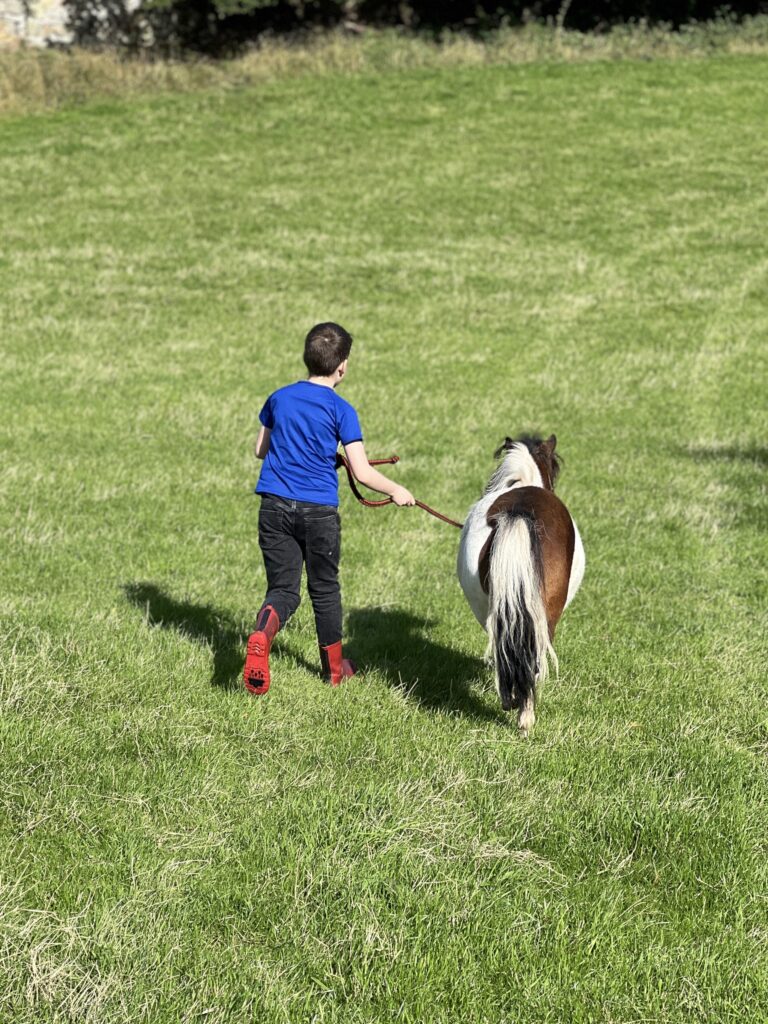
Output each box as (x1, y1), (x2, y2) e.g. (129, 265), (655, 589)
(457, 435), (585, 734)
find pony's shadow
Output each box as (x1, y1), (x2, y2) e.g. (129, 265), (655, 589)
(122, 582), (253, 692)
(682, 444), (768, 467)
(346, 607), (503, 723)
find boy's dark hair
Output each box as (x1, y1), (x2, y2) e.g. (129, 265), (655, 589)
(304, 322), (353, 377)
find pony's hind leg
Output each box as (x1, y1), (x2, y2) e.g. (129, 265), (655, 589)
(483, 635), (494, 667)
(517, 695), (535, 736)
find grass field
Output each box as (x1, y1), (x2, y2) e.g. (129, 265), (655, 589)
(1, 50), (767, 1023)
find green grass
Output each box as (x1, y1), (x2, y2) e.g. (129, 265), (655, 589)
(2, 52), (767, 1023)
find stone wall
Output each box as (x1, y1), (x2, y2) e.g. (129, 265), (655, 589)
(0, 0), (71, 46)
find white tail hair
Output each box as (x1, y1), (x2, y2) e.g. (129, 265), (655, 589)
(486, 514), (556, 733)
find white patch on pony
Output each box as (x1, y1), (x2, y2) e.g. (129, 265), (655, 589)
(518, 700), (535, 736)
(485, 444), (543, 494)
(566, 519), (586, 609)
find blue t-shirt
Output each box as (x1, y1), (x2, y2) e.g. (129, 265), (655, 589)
(256, 381), (363, 506)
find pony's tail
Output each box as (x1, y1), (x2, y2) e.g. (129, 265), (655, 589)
(486, 512), (556, 729)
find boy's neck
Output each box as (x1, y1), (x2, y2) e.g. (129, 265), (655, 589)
(307, 359), (347, 389)
(307, 374), (339, 389)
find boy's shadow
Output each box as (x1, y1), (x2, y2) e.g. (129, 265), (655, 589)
(122, 582), (250, 691)
(122, 584), (503, 721)
(122, 581), (329, 690)
(346, 607), (504, 723)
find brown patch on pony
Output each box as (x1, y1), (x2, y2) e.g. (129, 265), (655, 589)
(478, 486), (575, 637)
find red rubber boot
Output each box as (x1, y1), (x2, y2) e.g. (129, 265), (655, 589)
(244, 606), (280, 695)
(319, 641), (357, 687)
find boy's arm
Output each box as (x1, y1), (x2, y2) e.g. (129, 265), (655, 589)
(254, 426), (271, 460)
(343, 441), (415, 506)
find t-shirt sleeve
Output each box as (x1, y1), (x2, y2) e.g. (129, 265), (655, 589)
(259, 394), (275, 430)
(337, 400), (363, 446)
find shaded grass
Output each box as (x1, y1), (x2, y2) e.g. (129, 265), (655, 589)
(3, 16), (768, 116)
(1, 50), (768, 1023)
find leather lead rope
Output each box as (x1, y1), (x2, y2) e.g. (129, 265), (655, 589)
(336, 453), (464, 530)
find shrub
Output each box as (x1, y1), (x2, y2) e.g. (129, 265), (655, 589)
(59, 0), (768, 55)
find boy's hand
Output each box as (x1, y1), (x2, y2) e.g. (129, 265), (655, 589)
(391, 485), (416, 507)
(342, 442), (415, 505)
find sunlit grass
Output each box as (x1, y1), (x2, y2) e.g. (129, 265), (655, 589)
(1, 51), (767, 1023)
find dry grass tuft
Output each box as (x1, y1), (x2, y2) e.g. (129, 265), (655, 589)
(2, 17), (768, 117)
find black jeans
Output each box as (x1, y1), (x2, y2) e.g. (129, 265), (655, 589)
(257, 493), (342, 648)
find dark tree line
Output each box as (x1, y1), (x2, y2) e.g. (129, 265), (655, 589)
(63, 0), (768, 55)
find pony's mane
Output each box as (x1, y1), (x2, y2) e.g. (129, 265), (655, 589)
(485, 441), (540, 494)
(486, 435), (562, 493)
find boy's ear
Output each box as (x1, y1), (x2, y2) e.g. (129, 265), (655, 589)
(337, 359), (348, 377)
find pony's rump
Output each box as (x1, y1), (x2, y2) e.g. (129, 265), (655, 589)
(482, 486), (576, 628)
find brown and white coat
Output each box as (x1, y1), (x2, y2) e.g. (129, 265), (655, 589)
(457, 436), (585, 733)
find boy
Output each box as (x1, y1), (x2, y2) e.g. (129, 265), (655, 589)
(243, 322), (415, 695)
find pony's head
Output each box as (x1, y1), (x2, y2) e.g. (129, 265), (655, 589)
(487, 434), (561, 493)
